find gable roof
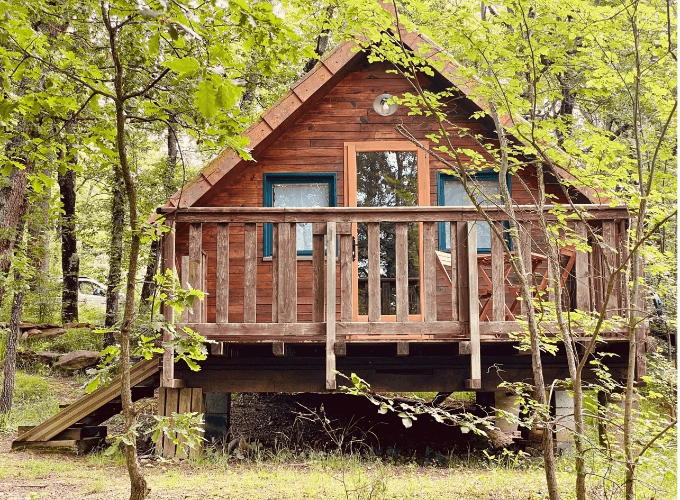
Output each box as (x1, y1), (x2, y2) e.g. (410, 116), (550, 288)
(164, 10), (599, 210)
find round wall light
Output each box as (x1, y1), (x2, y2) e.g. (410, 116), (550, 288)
(373, 94), (398, 116)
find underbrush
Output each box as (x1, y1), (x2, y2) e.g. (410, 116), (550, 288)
(0, 371), (59, 433)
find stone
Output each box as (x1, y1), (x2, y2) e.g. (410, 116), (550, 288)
(54, 350), (101, 370)
(33, 328), (67, 339)
(21, 329), (41, 339)
(36, 351), (63, 365)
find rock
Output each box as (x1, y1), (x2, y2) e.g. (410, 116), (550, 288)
(19, 322), (37, 330)
(54, 350), (101, 370)
(35, 323), (61, 330)
(21, 328), (42, 339)
(32, 327), (67, 339)
(36, 351), (63, 365)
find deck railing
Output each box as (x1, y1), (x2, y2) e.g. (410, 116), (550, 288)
(158, 205), (630, 389)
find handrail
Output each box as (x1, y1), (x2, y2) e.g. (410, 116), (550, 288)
(158, 204), (629, 223)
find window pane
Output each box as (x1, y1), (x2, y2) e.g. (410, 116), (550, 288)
(273, 183), (329, 252)
(443, 177), (500, 250)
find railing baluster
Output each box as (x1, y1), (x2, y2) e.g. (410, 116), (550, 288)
(188, 223), (203, 323)
(271, 223), (278, 323)
(455, 221), (469, 323)
(161, 221), (175, 388)
(312, 223), (326, 323)
(491, 221), (505, 321)
(422, 221), (437, 322)
(466, 221), (481, 389)
(573, 221), (590, 311)
(450, 221), (459, 321)
(519, 224), (532, 317)
(243, 222), (257, 323)
(395, 222), (409, 322)
(367, 222), (381, 322)
(602, 220), (617, 318)
(326, 222), (337, 390)
(278, 223), (297, 323)
(216, 223), (229, 324)
(339, 225), (353, 322)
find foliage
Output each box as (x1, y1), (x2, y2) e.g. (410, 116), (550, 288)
(149, 411), (205, 458)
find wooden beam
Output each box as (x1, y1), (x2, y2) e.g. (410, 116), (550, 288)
(456, 221), (469, 322)
(467, 222), (481, 387)
(188, 223), (203, 323)
(422, 221), (437, 322)
(272, 223), (279, 323)
(243, 222), (257, 323)
(519, 224), (532, 316)
(450, 221), (459, 321)
(367, 222), (381, 322)
(573, 221), (590, 311)
(602, 220), (618, 318)
(312, 227), (325, 323)
(326, 222), (337, 390)
(340, 234), (353, 322)
(491, 222), (505, 321)
(272, 341), (286, 357)
(278, 223), (297, 323)
(395, 222), (409, 322)
(216, 223), (229, 324)
(397, 341), (409, 357)
(161, 224), (175, 387)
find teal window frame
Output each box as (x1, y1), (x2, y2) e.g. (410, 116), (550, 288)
(437, 171), (512, 253)
(263, 173), (337, 257)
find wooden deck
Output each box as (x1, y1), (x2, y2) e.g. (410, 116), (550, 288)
(158, 204), (631, 390)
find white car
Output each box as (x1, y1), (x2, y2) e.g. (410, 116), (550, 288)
(77, 277), (108, 307)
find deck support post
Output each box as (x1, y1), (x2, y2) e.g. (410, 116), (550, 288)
(157, 387), (205, 459)
(466, 221), (481, 390)
(326, 221), (337, 390)
(161, 222), (175, 388)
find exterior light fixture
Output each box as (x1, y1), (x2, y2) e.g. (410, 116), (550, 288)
(373, 93), (397, 116)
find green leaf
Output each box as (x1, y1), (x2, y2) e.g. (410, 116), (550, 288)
(194, 80), (216, 119)
(164, 57), (200, 79)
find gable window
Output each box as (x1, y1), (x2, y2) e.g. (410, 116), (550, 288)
(437, 171), (510, 253)
(263, 173), (337, 257)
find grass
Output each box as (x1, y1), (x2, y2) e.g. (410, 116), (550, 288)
(0, 371), (60, 433)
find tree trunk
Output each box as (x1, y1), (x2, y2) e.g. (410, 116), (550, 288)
(58, 162), (79, 324)
(105, 164), (125, 345)
(139, 122), (178, 316)
(0, 165), (29, 308)
(302, 6), (334, 73)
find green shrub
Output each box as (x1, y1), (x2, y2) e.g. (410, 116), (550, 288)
(49, 328), (104, 353)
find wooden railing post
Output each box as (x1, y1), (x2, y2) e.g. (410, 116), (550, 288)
(367, 222), (381, 322)
(395, 222), (409, 322)
(573, 221), (590, 311)
(602, 220), (618, 318)
(326, 222), (337, 390)
(216, 223), (229, 323)
(312, 223), (326, 323)
(161, 221), (175, 388)
(466, 221), (481, 389)
(278, 223), (297, 323)
(188, 223), (203, 323)
(491, 222), (506, 321)
(338, 223), (353, 322)
(243, 222), (257, 323)
(423, 221), (437, 322)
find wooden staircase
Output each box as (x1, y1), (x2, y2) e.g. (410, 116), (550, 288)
(12, 358), (160, 453)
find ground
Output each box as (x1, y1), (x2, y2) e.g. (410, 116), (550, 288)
(0, 434), (575, 500)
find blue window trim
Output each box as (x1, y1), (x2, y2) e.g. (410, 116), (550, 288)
(263, 173), (337, 257)
(437, 171), (512, 253)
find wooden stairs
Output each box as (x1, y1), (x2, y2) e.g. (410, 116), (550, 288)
(12, 358), (160, 453)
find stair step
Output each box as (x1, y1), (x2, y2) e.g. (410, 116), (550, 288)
(54, 426), (107, 440)
(11, 436), (105, 454)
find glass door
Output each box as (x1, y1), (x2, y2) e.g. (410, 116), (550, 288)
(345, 141), (429, 321)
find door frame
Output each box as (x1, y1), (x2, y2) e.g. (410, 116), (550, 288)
(344, 141), (430, 321)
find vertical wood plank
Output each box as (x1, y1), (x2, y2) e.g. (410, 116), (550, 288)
(161, 225), (175, 387)
(367, 222), (381, 322)
(156, 387), (167, 455)
(202, 252), (207, 322)
(619, 220), (630, 317)
(312, 226), (325, 323)
(189, 388), (204, 459)
(450, 222), (459, 321)
(163, 388), (179, 459)
(491, 222), (505, 321)
(602, 220), (618, 318)
(467, 222), (480, 385)
(271, 223), (278, 323)
(455, 221), (469, 322)
(395, 222), (409, 322)
(176, 389), (192, 459)
(243, 222), (257, 323)
(188, 223), (203, 323)
(278, 223), (297, 323)
(422, 221), (437, 322)
(574, 222), (590, 311)
(340, 234), (353, 322)
(326, 222), (337, 390)
(216, 223), (229, 324)
(519, 224), (532, 316)
(180, 256), (189, 323)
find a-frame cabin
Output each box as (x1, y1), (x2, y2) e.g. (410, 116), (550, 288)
(14, 18), (647, 457)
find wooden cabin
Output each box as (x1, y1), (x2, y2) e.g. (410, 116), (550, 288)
(156, 32), (643, 400)
(12, 23), (647, 457)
